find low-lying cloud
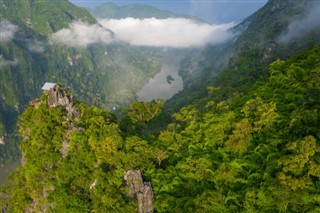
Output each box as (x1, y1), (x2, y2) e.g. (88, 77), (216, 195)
(51, 21), (113, 47)
(0, 20), (18, 42)
(50, 18), (234, 48)
(0, 55), (18, 67)
(99, 18), (234, 48)
(278, 2), (320, 43)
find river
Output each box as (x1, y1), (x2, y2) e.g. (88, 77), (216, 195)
(137, 53), (183, 101)
(0, 54), (183, 187)
(0, 160), (21, 187)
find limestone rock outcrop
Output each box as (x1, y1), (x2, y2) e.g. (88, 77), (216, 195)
(124, 170), (154, 213)
(47, 85), (80, 117)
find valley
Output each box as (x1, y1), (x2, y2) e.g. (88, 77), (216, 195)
(137, 51), (183, 101)
(1, 0), (320, 212)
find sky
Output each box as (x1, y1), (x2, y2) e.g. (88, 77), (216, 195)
(69, 0), (268, 24)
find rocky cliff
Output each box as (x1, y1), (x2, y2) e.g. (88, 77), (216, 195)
(124, 170), (154, 213)
(46, 85), (80, 117)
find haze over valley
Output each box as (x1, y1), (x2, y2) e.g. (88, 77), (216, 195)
(1, 0), (320, 212)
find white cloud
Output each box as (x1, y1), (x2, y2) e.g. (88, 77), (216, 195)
(50, 18), (234, 49)
(99, 18), (234, 48)
(279, 2), (320, 43)
(51, 21), (113, 47)
(0, 20), (18, 42)
(0, 55), (18, 67)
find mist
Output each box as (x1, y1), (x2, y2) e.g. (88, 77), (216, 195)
(0, 55), (18, 67)
(51, 21), (113, 47)
(50, 18), (234, 49)
(99, 18), (234, 48)
(0, 20), (18, 42)
(278, 2), (320, 43)
(27, 40), (45, 53)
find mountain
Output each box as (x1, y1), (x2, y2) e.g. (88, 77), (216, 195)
(1, 0), (320, 212)
(90, 2), (190, 20)
(1, 43), (319, 212)
(167, 0), (320, 111)
(89, 2), (222, 108)
(218, 0), (320, 86)
(0, 0), (97, 164)
(0, 0), (95, 34)
(0, 0), (161, 164)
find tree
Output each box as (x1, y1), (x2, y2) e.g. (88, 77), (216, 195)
(125, 99), (164, 127)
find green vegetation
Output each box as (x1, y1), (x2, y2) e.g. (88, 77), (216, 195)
(45, 44), (161, 107)
(172, 0), (320, 112)
(90, 2), (188, 20)
(1, 45), (319, 212)
(0, 0), (95, 34)
(0, 0), (161, 164)
(1, 0), (319, 211)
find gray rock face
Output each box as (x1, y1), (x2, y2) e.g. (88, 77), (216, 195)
(137, 182), (154, 213)
(60, 139), (69, 158)
(47, 85), (69, 107)
(124, 170), (154, 213)
(47, 86), (80, 117)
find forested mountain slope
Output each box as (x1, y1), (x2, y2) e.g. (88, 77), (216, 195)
(220, 0), (320, 86)
(168, 0), (320, 110)
(90, 2), (186, 20)
(1, 44), (319, 213)
(0, 0), (161, 163)
(1, 0), (319, 212)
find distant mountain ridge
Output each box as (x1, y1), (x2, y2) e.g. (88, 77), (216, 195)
(90, 2), (193, 20)
(0, 1), (319, 212)
(167, 0), (320, 110)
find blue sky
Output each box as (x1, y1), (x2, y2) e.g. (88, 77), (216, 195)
(70, 0), (268, 23)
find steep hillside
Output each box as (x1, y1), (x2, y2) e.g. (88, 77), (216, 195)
(179, 41), (234, 88)
(1, 1), (319, 211)
(0, 0), (161, 164)
(0, 0), (95, 34)
(1, 44), (319, 213)
(218, 0), (320, 86)
(167, 0), (320, 111)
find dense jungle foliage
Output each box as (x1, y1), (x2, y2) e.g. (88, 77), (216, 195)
(0, 0), (162, 164)
(1, 44), (319, 212)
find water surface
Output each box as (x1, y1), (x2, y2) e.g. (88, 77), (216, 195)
(0, 160), (21, 187)
(137, 53), (183, 101)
